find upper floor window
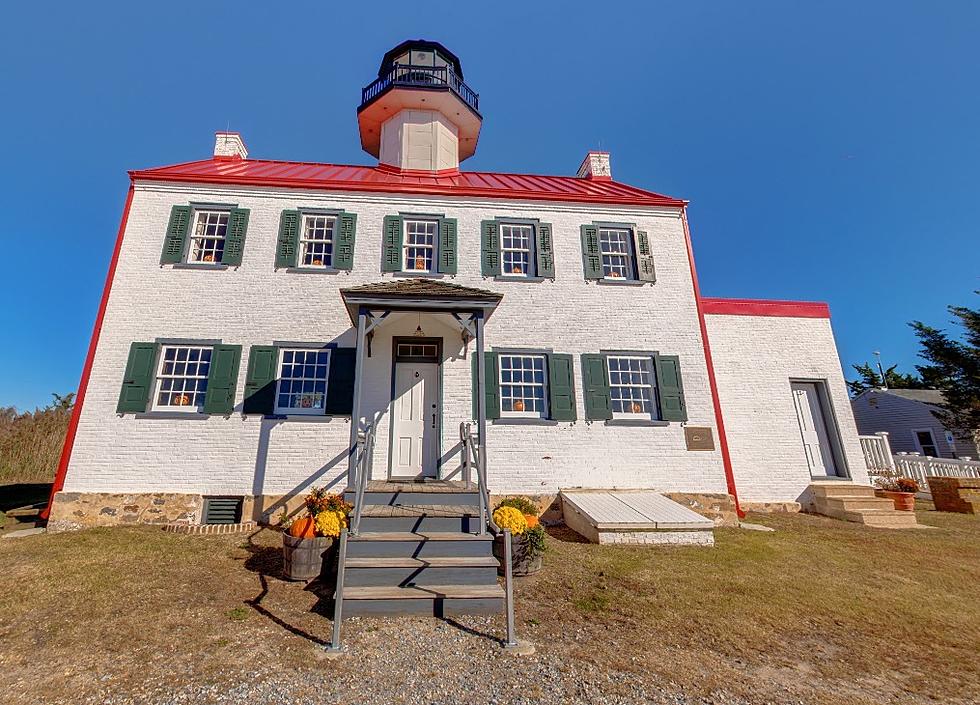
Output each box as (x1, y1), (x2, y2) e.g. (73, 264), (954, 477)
(189, 210), (230, 263)
(481, 219), (555, 279)
(275, 348), (331, 415)
(403, 219), (438, 273)
(499, 354), (548, 418)
(153, 345), (213, 412)
(500, 224), (534, 277)
(607, 355), (658, 419)
(599, 228), (634, 280)
(300, 215), (336, 268)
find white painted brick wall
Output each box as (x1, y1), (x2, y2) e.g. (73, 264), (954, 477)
(64, 182), (729, 499)
(704, 313), (870, 503)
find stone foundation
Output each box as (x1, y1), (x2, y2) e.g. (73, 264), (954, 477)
(741, 501), (802, 514)
(48, 492), (205, 532)
(663, 493), (739, 527)
(928, 476), (980, 515)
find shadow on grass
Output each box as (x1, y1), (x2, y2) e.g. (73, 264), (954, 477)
(545, 524), (590, 544)
(0, 483), (52, 512)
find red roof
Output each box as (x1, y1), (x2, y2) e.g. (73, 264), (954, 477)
(130, 158), (686, 208)
(701, 297), (831, 319)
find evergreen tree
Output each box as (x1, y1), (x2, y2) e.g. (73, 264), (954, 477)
(847, 362), (927, 397)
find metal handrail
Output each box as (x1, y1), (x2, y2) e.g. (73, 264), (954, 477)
(350, 413), (379, 536)
(361, 63), (480, 113)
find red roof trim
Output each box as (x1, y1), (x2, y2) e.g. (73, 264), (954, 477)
(129, 158), (686, 208)
(701, 297), (831, 319)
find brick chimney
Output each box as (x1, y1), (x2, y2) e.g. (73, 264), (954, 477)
(213, 132), (248, 160)
(577, 151), (611, 180)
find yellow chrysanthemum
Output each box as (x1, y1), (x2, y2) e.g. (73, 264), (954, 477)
(314, 510), (345, 538)
(492, 506), (527, 535)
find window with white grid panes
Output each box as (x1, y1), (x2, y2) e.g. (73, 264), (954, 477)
(607, 356), (658, 418)
(275, 349), (331, 415)
(403, 220), (437, 273)
(300, 215), (335, 267)
(153, 346), (212, 412)
(189, 210), (229, 263)
(599, 228), (635, 280)
(499, 354), (548, 418)
(500, 224), (533, 277)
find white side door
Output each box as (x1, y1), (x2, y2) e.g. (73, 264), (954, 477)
(792, 382), (831, 476)
(390, 362), (439, 478)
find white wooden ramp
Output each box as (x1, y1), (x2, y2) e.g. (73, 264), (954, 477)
(560, 490), (715, 546)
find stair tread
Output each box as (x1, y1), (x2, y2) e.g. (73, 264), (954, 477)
(360, 504), (479, 518)
(356, 480), (478, 494)
(343, 584), (505, 600)
(349, 531), (491, 541)
(346, 556), (498, 568)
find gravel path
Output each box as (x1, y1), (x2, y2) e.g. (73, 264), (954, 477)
(75, 615), (764, 705)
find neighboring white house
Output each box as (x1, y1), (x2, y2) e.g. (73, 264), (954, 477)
(44, 40), (868, 528)
(851, 388), (980, 460)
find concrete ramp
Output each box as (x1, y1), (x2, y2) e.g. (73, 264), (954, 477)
(560, 490), (715, 546)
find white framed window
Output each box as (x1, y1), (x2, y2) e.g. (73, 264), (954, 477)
(403, 219), (438, 273)
(599, 228), (634, 280)
(912, 428), (939, 457)
(499, 354), (548, 418)
(500, 223), (534, 277)
(275, 348), (331, 415)
(607, 355), (658, 419)
(300, 215), (335, 268)
(189, 210), (229, 263)
(153, 345), (213, 412)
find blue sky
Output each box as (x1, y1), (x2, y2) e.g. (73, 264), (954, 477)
(1, 1), (977, 411)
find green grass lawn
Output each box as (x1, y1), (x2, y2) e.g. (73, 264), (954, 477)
(0, 508), (977, 704)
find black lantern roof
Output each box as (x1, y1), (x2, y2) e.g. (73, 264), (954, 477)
(377, 39), (465, 79)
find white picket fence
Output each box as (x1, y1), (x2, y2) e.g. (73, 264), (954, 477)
(859, 432), (980, 492)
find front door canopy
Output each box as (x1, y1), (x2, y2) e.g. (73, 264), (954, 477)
(339, 278), (502, 325)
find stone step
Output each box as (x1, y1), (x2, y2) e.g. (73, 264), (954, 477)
(339, 583), (504, 617)
(344, 556), (500, 587)
(346, 531), (494, 559)
(809, 483), (877, 499)
(814, 505), (919, 528)
(816, 496), (896, 512)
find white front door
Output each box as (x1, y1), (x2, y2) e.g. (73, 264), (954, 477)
(791, 382), (839, 477)
(390, 362), (439, 478)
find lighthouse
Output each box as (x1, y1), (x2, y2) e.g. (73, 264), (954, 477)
(357, 40), (482, 174)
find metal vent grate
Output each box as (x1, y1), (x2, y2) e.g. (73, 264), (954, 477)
(202, 496), (243, 525)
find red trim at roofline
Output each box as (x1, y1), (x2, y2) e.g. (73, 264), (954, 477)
(701, 297), (831, 319)
(129, 158), (687, 208)
(41, 183), (135, 522)
(682, 211), (744, 519)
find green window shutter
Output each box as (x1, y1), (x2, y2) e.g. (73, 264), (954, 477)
(535, 222), (555, 279)
(203, 344), (242, 415)
(333, 212), (357, 270)
(654, 354), (687, 421)
(547, 353), (576, 421)
(275, 210), (301, 269)
(221, 208), (250, 266)
(634, 230), (656, 283)
(382, 215), (404, 272)
(471, 351), (500, 420)
(580, 224), (603, 280)
(243, 346), (278, 414)
(437, 217), (458, 274)
(581, 353), (612, 420)
(324, 348), (356, 415)
(117, 342), (158, 413)
(480, 220), (501, 277)
(161, 206), (191, 264)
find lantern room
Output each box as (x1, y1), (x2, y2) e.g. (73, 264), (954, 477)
(357, 40), (482, 172)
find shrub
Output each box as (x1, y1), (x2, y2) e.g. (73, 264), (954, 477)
(896, 477), (920, 493)
(0, 393), (73, 484)
(495, 496), (538, 516)
(492, 506), (527, 534)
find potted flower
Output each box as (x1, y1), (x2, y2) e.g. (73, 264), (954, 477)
(281, 487), (352, 581)
(491, 497), (546, 576)
(873, 471), (919, 511)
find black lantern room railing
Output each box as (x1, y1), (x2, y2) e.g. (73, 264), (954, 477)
(360, 63), (480, 115)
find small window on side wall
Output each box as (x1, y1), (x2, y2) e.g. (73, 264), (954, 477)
(160, 205), (250, 266)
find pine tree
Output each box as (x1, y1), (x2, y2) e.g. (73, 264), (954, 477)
(847, 362), (927, 397)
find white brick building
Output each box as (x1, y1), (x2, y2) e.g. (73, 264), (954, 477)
(45, 40), (866, 528)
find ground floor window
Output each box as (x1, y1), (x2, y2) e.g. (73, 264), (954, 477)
(499, 354), (548, 417)
(276, 348), (330, 414)
(153, 345), (213, 411)
(607, 355), (658, 418)
(913, 429), (939, 457)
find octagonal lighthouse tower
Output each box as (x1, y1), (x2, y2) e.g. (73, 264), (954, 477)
(357, 40), (481, 174)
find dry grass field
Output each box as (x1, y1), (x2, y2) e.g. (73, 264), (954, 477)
(0, 506), (977, 704)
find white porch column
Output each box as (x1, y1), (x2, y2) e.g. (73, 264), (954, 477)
(347, 307), (367, 488)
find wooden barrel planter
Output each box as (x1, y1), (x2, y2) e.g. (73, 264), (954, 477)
(493, 533), (543, 576)
(282, 534), (335, 582)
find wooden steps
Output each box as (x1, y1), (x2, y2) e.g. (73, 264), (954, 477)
(810, 483), (919, 528)
(345, 556), (499, 568)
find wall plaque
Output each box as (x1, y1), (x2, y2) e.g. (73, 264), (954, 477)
(685, 426), (715, 451)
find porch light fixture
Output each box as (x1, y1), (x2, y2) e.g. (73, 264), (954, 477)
(414, 312), (426, 337)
